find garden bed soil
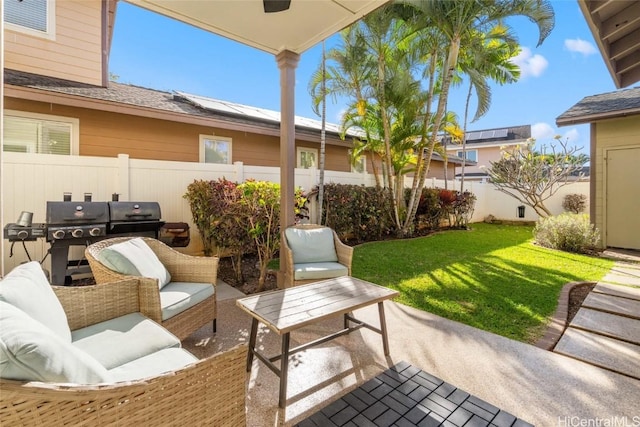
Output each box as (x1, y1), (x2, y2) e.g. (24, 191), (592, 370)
(567, 282), (595, 323)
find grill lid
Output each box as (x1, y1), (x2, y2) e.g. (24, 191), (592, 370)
(108, 202), (162, 222)
(46, 202), (109, 225)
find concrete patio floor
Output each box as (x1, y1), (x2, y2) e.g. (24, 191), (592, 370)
(182, 279), (639, 427)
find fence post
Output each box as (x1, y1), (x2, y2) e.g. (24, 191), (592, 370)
(234, 161), (244, 183)
(117, 154), (130, 201)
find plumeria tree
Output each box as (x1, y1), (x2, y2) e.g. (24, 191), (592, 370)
(485, 137), (588, 217)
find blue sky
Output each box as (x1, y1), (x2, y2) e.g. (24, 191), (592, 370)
(110, 1), (618, 153)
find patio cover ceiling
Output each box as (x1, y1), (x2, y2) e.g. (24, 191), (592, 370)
(129, 0), (388, 55)
(579, 0), (640, 88)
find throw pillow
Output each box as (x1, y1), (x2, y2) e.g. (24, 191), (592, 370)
(0, 261), (72, 343)
(98, 238), (171, 288)
(0, 302), (112, 384)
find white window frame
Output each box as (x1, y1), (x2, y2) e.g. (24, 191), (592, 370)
(4, 0), (56, 40)
(351, 155), (367, 173)
(457, 149), (478, 162)
(199, 135), (232, 164)
(3, 110), (79, 155)
(297, 147), (318, 169)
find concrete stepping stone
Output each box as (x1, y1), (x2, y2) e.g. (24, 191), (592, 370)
(601, 272), (640, 287)
(554, 328), (640, 380)
(570, 308), (640, 345)
(593, 283), (640, 301)
(582, 293), (640, 320)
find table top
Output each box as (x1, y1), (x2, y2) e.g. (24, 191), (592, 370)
(236, 276), (399, 334)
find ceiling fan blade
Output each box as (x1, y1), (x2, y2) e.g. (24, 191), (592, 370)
(263, 0), (291, 13)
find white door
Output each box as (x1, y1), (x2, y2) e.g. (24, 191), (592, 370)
(606, 147), (640, 250)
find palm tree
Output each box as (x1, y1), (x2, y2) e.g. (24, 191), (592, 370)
(397, 0), (555, 234)
(457, 24), (521, 191)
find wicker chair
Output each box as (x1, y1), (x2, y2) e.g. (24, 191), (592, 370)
(0, 280), (247, 426)
(281, 224), (354, 286)
(85, 237), (217, 340)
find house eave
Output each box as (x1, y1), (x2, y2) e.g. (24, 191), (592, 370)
(556, 106), (640, 126)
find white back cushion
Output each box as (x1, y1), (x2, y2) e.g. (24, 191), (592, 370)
(285, 227), (338, 264)
(98, 238), (171, 289)
(0, 302), (112, 384)
(0, 261), (71, 343)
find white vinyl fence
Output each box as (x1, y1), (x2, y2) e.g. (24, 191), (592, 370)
(0, 152), (589, 275)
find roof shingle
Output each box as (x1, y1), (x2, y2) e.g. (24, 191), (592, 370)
(556, 86), (640, 126)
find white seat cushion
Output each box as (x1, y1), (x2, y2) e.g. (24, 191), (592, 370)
(0, 261), (71, 343)
(160, 282), (215, 321)
(97, 238), (171, 289)
(293, 262), (349, 281)
(71, 312), (180, 370)
(109, 348), (197, 382)
(285, 227), (338, 264)
(0, 302), (111, 384)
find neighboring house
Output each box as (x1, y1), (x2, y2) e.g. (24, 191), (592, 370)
(2, 0), (455, 179)
(445, 125), (531, 182)
(557, 87), (640, 251)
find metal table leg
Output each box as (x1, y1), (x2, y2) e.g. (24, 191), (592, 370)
(247, 318), (258, 372)
(378, 302), (390, 356)
(279, 332), (291, 408)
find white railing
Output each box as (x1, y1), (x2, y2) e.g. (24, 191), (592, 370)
(1, 152), (589, 274)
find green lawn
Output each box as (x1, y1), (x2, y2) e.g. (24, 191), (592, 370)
(352, 223), (614, 343)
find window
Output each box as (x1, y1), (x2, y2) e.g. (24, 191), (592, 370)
(4, 0), (55, 39)
(457, 149), (477, 162)
(3, 111), (78, 155)
(200, 135), (232, 164)
(351, 155), (366, 173)
(297, 147), (317, 169)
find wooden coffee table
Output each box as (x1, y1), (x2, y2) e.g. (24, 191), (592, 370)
(236, 276), (399, 408)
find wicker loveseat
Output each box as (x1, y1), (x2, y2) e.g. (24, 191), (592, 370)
(281, 224), (354, 286)
(0, 263), (246, 426)
(85, 237), (217, 340)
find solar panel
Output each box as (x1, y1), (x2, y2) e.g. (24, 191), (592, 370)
(494, 128), (508, 138)
(480, 130), (495, 139)
(466, 132), (482, 140)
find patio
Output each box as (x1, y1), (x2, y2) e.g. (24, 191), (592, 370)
(183, 277), (639, 427)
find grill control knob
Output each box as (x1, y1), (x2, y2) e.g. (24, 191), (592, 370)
(17, 230), (29, 240)
(89, 227), (102, 237)
(52, 229), (66, 240)
(71, 229), (84, 238)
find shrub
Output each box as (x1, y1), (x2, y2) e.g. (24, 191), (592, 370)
(412, 188), (442, 230)
(322, 183), (393, 242)
(452, 191), (477, 228)
(533, 213), (600, 254)
(562, 193), (587, 214)
(183, 180), (218, 256)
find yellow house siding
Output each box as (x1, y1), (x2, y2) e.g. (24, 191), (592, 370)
(594, 116), (640, 248)
(4, 1), (103, 86)
(4, 98), (359, 171)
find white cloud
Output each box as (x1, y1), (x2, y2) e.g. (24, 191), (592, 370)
(531, 122), (556, 140)
(564, 38), (597, 56)
(510, 47), (548, 78)
(562, 128), (580, 144)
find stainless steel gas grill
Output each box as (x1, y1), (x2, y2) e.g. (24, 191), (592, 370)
(44, 200), (165, 285)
